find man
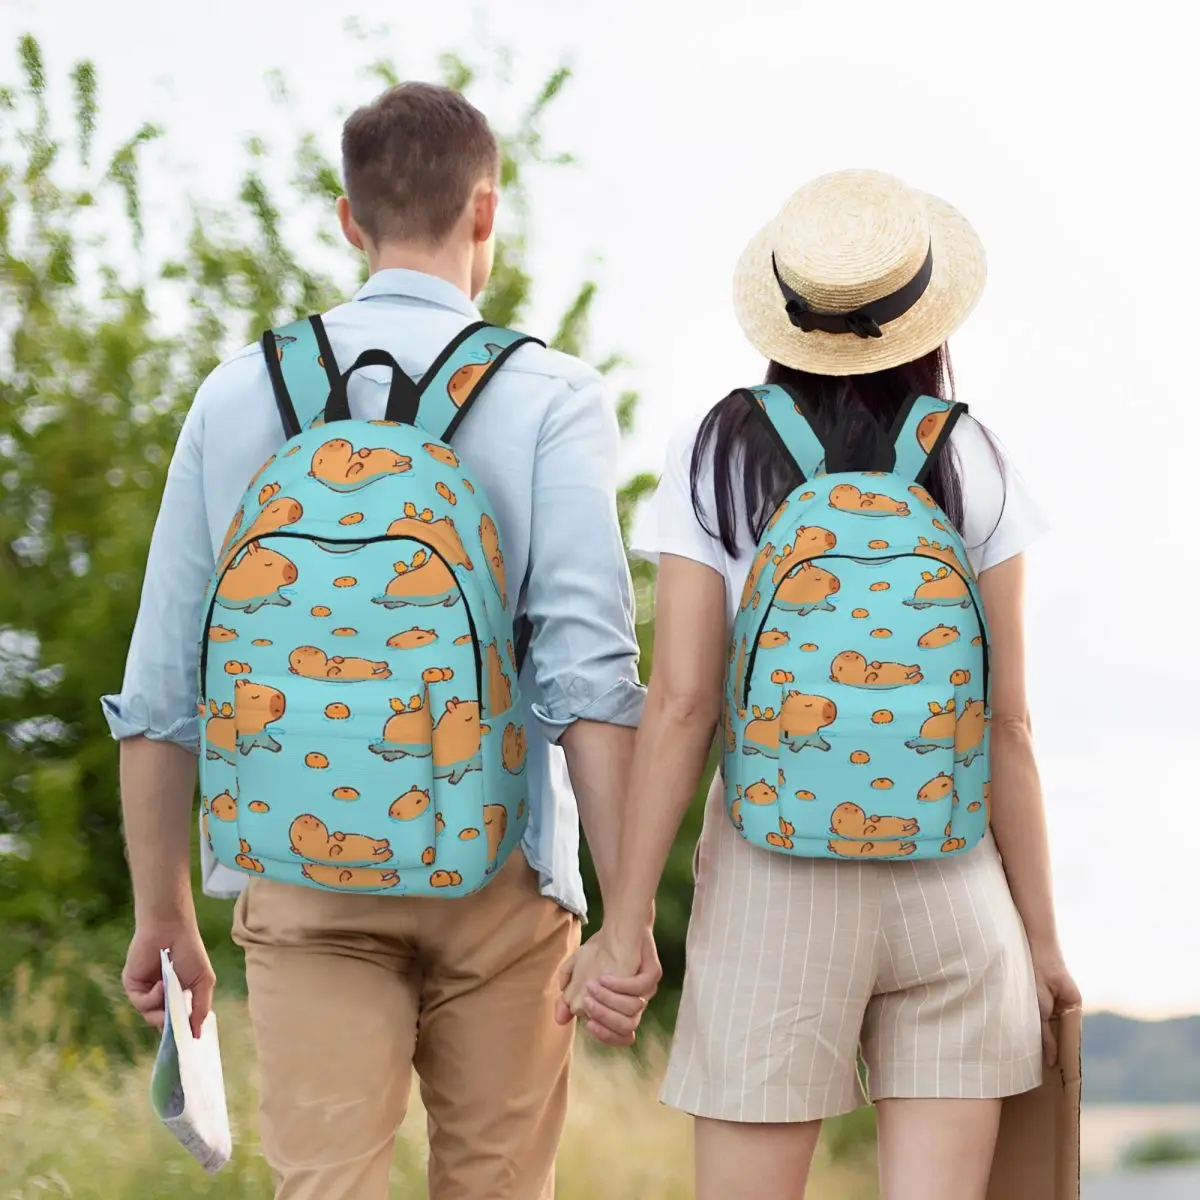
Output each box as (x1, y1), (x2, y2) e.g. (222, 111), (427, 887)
(105, 82), (659, 1200)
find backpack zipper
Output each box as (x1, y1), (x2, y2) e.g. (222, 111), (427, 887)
(740, 552), (989, 708)
(199, 532), (483, 702)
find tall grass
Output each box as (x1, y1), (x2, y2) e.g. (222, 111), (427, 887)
(0, 961), (879, 1199)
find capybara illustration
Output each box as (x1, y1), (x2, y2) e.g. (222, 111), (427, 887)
(373, 550), (460, 609)
(830, 802), (920, 839)
(432, 699), (488, 784)
(429, 869), (465, 888)
(387, 627), (438, 650)
(918, 624), (960, 649)
(732, 636), (748, 719)
(955, 699), (988, 767)
(905, 699), (957, 753)
(774, 563), (841, 616)
(423, 442), (460, 468)
(209, 791), (237, 821)
(827, 838), (916, 858)
(479, 513), (507, 607)
(916, 407), (952, 454)
(743, 705), (780, 756)
(309, 438), (411, 491)
(779, 690), (837, 752)
(369, 694), (433, 761)
(485, 642), (513, 714)
(905, 566), (971, 610)
(289, 814), (391, 865)
(502, 723), (527, 773)
(744, 780), (778, 806)
(739, 541), (776, 611)
(914, 535), (970, 577)
(301, 862), (401, 890)
(389, 787), (431, 821)
(828, 484), (910, 517)
(759, 628), (790, 649)
(215, 543), (298, 613)
(918, 772), (954, 802)
(386, 502), (472, 569)
(222, 497), (302, 568)
(771, 526), (837, 584)
(830, 650), (922, 689)
(447, 344), (505, 407)
(484, 803), (508, 871)
(288, 646), (390, 681)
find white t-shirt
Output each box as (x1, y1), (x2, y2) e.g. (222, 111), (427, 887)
(631, 410), (1049, 623)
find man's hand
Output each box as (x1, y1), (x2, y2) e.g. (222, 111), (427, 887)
(555, 925), (660, 1047)
(123, 920), (215, 1040)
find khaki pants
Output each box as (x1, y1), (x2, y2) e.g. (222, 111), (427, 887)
(232, 851), (581, 1200)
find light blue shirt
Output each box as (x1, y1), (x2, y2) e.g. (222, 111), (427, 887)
(102, 269), (645, 918)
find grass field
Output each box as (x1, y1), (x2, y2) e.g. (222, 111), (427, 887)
(0, 962), (878, 1199)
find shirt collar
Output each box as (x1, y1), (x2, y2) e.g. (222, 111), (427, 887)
(354, 268), (481, 320)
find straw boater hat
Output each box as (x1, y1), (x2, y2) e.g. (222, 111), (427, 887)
(732, 169), (986, 376)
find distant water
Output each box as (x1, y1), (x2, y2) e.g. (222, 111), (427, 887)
(1084, 1162), (1200, 1199)
(1083, 1105), (1200, 1173)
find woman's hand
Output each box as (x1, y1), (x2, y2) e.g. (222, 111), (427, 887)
(1030, 941), (1081, 1066)
(555, 926), (660, 1046)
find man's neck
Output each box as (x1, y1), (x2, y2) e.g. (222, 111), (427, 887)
(366, 242), (473, 300)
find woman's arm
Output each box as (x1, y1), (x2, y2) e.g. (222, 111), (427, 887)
(977, 554), (1057, 943)
(561, 553), (728, 1004)
(979, 552), (1081, 1060)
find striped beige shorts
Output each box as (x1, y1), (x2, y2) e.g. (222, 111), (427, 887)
(661, 777), (1043, 1123)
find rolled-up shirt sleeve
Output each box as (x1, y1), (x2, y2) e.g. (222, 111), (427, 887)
(524, 373), (645, 741)
(101, 394), (215, 753)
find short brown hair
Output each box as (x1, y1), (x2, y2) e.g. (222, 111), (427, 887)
(341, 82), (499, 246)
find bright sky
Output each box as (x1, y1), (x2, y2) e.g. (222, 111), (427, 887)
(3, 0), (1196, 1018)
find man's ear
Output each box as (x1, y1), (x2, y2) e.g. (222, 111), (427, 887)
(337, 196), (366, 252)
(473, 179), (498, 245)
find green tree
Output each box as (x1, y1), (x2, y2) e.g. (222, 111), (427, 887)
(0, 30), (708, 1047)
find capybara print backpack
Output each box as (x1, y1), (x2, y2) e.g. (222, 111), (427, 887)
(198, 315), (541, 897)
(723, 385), (991, 863)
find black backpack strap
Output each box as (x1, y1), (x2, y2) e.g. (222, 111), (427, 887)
(513, 614), (533, 676)
(413, 323), (543, 442)
(261, 315), (343, 438)
(738, 383), (831, 481)
(889, 394), (969, 484)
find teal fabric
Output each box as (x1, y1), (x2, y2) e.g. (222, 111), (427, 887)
(890, 394), (968, 483)
(723, 393), (991, 862)
(197, 324), (534, 897)
(744, 385), (827, 479)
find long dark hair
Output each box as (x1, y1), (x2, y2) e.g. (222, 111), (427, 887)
(691, 345), (999, 556)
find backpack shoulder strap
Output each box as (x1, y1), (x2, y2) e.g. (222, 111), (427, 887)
(739, 382), (828, 482)
(261, 315), (343, 438)
(889, 394), (969, 484)
(414, 322), (543, 442)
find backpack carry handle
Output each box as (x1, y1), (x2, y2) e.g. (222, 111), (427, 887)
(322, 348), (422, 426)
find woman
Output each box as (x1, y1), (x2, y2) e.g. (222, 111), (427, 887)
(562, 170), (1080, 1200)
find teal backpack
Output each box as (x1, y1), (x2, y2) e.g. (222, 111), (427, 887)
(198, 315), (541, 897)
(724, 386), (991, 862)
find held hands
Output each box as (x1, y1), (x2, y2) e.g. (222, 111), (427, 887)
(555, 926), (661, 1047)
(1030, 941), (1082, 1067)
(122, 919), (215, 1040)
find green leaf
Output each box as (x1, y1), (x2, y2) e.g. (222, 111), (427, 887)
(69, 61), (98, 166)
